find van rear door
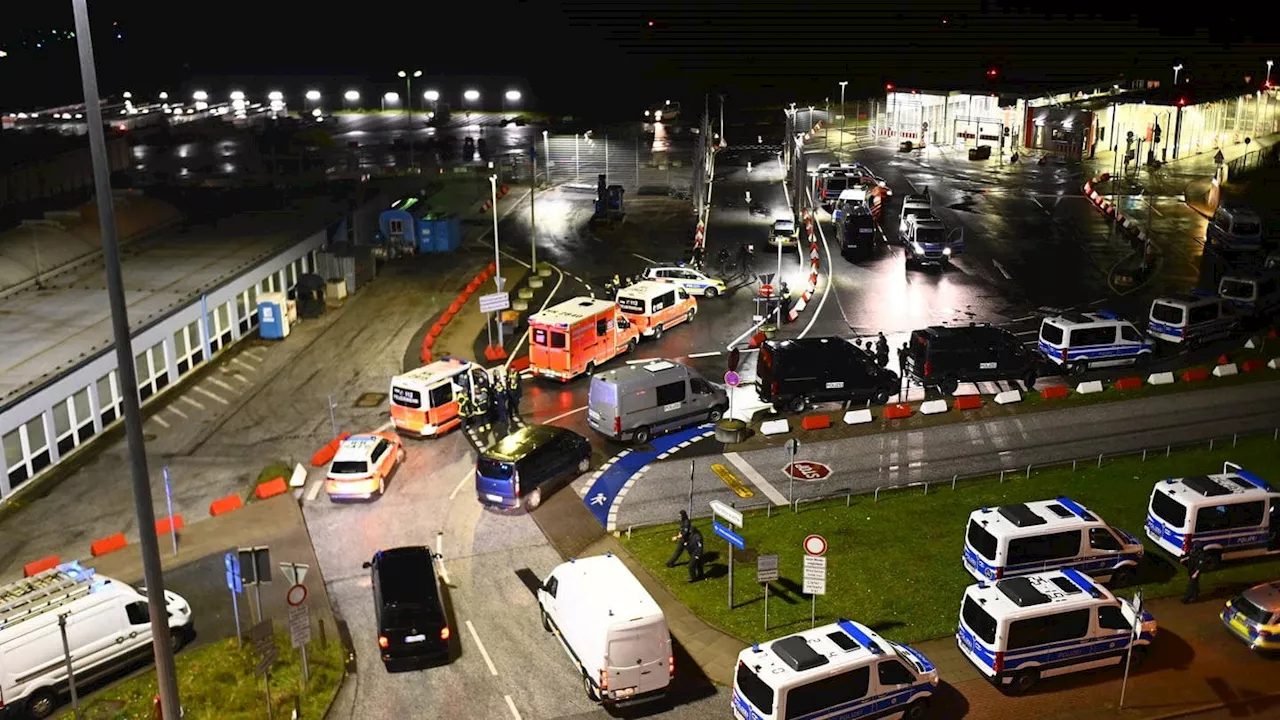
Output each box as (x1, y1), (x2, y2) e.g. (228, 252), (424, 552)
(531, 326), (572, 374)
(587, 376), (619, 436)
(476, 457), (517, 506)
(607, 619), (670, 697)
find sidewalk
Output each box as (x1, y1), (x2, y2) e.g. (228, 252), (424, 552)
(1086, 134), (1279, 200)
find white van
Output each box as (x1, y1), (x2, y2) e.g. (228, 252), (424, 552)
(732, 618), (938, 720)
(1036, 311), (1155, 373)
(537, 553), (673, 705)
(0, 562), (193, 719)
(963, 497), (1144, 587)
(1147, 294), (1238, 346)
(1145, 462), (1280, 569)
(956, 569), (1156, 695)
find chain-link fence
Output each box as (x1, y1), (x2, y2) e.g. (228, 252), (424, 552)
(537, 127), (697, 198)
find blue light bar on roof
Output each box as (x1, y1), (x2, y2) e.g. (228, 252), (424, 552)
(1061, 568), (1095, 594)
(1096, 310), (1121, 320)
(1235, 469), (1273, 492)
(837, 619), (883, 655)
(1056, 497), (1091, 520)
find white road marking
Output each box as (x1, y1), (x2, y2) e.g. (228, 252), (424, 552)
(799, 188), (836, 339)
(449, 470), (475, 501)
(241, 350), (265, 363)
(687, 351), (722, 358)
(1014, 329), (1038, 336)
(193, 386), (229, 405)
(376, 420), (395, 432)
(504, 695), (523, 720)
(232, 358), (257, 372)
(505, 261), (565, 371)
(209, 377), (237, 393)
(632, 252), (660, 264)
(992, 259), (1013, 280)
(543, 406), (587, 424)
(231, 373), (251, 385)
(1030, 195), (1050, 215)
(1147, 202), (1164, 217)
(723, 452), (788, 506)
(306, 477), (325, 502)
(151, 415), (170, 429)
(466, 620), (499, 676)
(436, 533), (452, 584)
(168, 405), (188, 420)
(180, 396), (206, 411)
(626, 357), (660, 364)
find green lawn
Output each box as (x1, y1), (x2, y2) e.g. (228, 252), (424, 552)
(623, 435), (1280, 647)
(66, 633), (344, 720)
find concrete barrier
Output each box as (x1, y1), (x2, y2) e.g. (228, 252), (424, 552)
(843, 409), (873, 425)
(1075, 380), (1104, 394)
(954, 395), (982, 411)
(23, 555), (61, 577)
(760, 419), (790, 436)
(256, 477), (289, 499)
(883, 403), (912, 420)
(920, 399), (948, 415)
(90, 533), (127, 557)
(155, 515), (185, 536)
(1147, 372), (1176, 385)
(1241, 359), (1266, 373)
(1212, 363), (1239, 377)
(1269, 358), (1280, 370)
(310, 431), (352, 467)
(209, 494), (244, 516)
(289, 463), (308, 488)
(1245, 336), (1260, 349)
(1182, 367), (1210, 382)
(801, 414), (832, 430)
(1040, 385), (1069, 400)
(1114, 376), (1143, 391)
(994, 389), (1023, 405)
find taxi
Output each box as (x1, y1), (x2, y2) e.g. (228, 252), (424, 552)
(1221, 580), (1280, 652)
(643, 265), (727, 297)
(325, 432), (406, 502)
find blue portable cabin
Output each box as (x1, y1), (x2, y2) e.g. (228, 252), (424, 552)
(376, 196), (462, 254)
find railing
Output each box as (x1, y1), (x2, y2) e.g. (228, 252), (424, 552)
(1225, 143), (1280, 178)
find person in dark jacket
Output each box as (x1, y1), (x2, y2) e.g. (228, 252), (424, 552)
(897, 343), (910, 396)
(666, 511), (692, 567)
(876, 332), (890, 368)
(505, 370), (522, 421)
(1182, 548), (1205, 603)
(686, 528), (706, 582)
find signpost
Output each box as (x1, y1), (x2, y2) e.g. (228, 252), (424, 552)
(757, 554), (779, 630)
(280, 562), (312, 683)
(239, 546), (272, 623)
(162, 466), (177, 558)
(224, 552), (243, 647)
(1119, 589), (1144, 708)
(251, 620), (277, 720)
(803, 535), (828, 628)
(785, 438), (800, 507)
(480, 287), (510, 353)
(711, 501), (744, 609)
(724, 370), (740, 424)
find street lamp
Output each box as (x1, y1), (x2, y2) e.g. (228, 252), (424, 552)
(1268, 60), (1274, 86)
(0, 50), (7, 58)
(542, 129), (551, 185)
(158, 91), (168, 100)
(838, 80), (848, 151)
(267, 91), (283, 102)
(505, 89), (521, 102)
(192, 90), (208, 102)
(424, 89), (440, 102)
(487, 174), (506, 356)
(1173, 64), (1183, 86)
(382, 91), (399, 112)
(344, 89), (360, 109)
(464, 89), (481, 103)
(122, 91), (132, 99)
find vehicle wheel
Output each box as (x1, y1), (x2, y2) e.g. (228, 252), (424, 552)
(704, 287), (719, 298)
(1021, 369), (1038, 390)
(1135, 351), (1152, 368)
(627, 338), (639, 354)
(787, 395), (808, 414)
(633, 426), (652, 445)
(526, 487), (542, 510)
(708, 406), (725, 422)
(540, 606), (551, 632)
(872, 387), (893, 405)
(377, 477), (386, 498)
(585, 362), (596, 376)
(578, 455), (591, 473)
(686, 310), (695, 324)
(654, 324), (665, 339)
(26, 688), (57, 720)
(939, 376), (960, 395)
(171, 626), (188, 652)
(1110, 566), (1136, 588)
(1007, 670), (1038, 695)
(904, 698), (930, 720)
(1068, 361), (1088, 376)
(1201, 551), (1223, 572)
(1127, 646), (1148, 669)
(397, 448), (407, 465)
(584, 673), (602, 702)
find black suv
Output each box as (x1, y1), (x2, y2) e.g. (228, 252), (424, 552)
(756, 337), (900, 413)
(907, 324), (1040, 394)
(363, 546), (451, 672)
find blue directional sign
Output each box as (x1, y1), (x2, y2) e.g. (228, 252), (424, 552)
(224, 552), (243, 594)
(713, 521), (745, 551)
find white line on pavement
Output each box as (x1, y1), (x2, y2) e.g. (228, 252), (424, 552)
(1014, 329), (1038, 336)
(209, 377), (237, 393)
(305, 477), (325, 502)
(436, 533), (452, 585)
(504, 695), (523, 720)
(376, 420), (394, 432)
(723, 452), (788, 506)
(241, 350), (264, 363)
(231, 373), (251, 385)
(466, 620), (499, 676)
(799, 189), (835, 339)
(193, 385), (229, 405)
(1030, 195), (1050, 215)
(232, 358), (257, 372)
(151, 415), (170, 428)
(168, 405), (188, 420)
(687, 351), (722, 358)
(543, 406), (587, 424)
(449, 470), (474, 501)
(992, 259), (1013, 281)
(632, 252), (660, 264)
(180, 396), (206, 411)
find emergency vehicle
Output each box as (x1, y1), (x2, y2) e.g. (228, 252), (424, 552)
(389, 358), (491, 437)
(1144, 462), (1280, 569)
(1206, 204), (1263, 251)
(901, 213), (963, 267)
(615, 280), (697, 339)
(643, 265), (727, 297)
(528, 297), (640, 381)
(1036, 310), (1155, 373)
(1221, 581), (1280, 652)
(325, 432), (406, 501)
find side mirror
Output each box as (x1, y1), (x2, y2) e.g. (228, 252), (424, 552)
(433, 552), (443, 560)
(362, 561), (373, 569)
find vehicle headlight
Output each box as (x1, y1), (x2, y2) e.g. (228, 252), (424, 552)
(911, 242), (924, 254)
(943, 246), (952, 256)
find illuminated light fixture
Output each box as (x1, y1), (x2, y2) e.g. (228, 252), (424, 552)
(344, 90), (360, 101)
(312, 108), (323, 117)
(384, 92), (399, 102)
(230, 90), (246, 101)
(267, 91), (283, 102)
(158, 91), (169, 100)
(505, 90), (521, 101)
(424, 90), (440, 102)
(464, 89), (480, 101)
(885, 83), (894, 91)
(0, 50), (7, 58)
(192, 90), (209, 101)
(398, 69), (422, 79)
(306, 90), (321, 101)
(122, 91), (133, 99)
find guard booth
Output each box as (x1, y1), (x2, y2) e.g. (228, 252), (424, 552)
(257, 291), (295, 339)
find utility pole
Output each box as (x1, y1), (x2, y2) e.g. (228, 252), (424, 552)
(824, 97), (830, 149)
(71, 2), (181, 719)
(839, 81), (848, 151)
(719, 94), (726, 147)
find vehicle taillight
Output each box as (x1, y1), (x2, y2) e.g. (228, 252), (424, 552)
(378, 635), (389, 649)
(614, 416), (622, 435)
(923, 360), (932, 377)
(1182, 535), (1191, 553)
(440, 626), (451, 641)
(770, 380), (779, 396)
(1179, 326), (1186, 338)
(668, 654), (676, 677)
(994, 566), (1003, 579)
(600, 669), (609, 690)
(514, 470), (521, 497)
(1258, 629), (1272, 638)
(993, 651), (1004, 673)
(1061, 348), (1068, 362)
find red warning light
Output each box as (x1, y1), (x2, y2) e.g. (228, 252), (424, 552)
(1177, 97), (1187, 106)
(986, 68), (998, 78)
(885, 83), (894, 91)
(648, 20), (654, 27)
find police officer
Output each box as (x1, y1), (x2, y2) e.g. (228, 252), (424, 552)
(492, 370), (509, 431)
(456, 387), (474, 428)
(686, 527), (706, 582)
(1182, 548), (1205, 603)
(897, 342), (910, 395)
(876, 332), (890, 368)
(666, 510), (692, 567)
(474, 382), (492, 435)
(505, 369), (522, 421)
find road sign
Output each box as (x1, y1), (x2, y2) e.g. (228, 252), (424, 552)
(921, 121), (929, 132)
(710, 499), (743, 528)
(757, 273), (774, 287)
(479, 292), (511, 313)
(239, 547), (272, 586)
(224, 552), (243, 594)
(724, 370), (740, 387)
(713, 521), (745, 551)
(728, 348), (741, 372)
(803, 555), (827, 595)
(279, 562), (309, 587)
(288, 604), (312, 649)
(803, 534), (828, 556)
(757, 554), (779, 583)
(251, 618), (277, 675)
(286, 583), (308, 607)
(711, 463), (754, 499)
(783, 461), (833, 482)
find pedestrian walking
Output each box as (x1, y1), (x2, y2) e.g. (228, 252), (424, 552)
(686, 528), (706, 582)
(1182, 548), (1204, 603)
(876, 332), (889, 365)
(666, 510), (692, 567)
(492, 372), (509, 431)
(506, 369), (522, 421)
(897, 342), (910, 395)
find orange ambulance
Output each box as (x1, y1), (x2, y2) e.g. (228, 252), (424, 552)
(615, 280), (697, 339)
(528, 297), (641, 381)
(388, 358), (491, 436)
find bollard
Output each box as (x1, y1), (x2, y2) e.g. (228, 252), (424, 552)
(627, 526), (632, 540)
(1026, 464), (1032, 479)
(846, 491), (852, 507)
(1072, 459), (1077, 472)
(1142, 449), (1147, 462)
(952, 474), (958, 490)
(999, 470), (1006, 483)
(1166, 444), (1171, 458)
(319, 618), (327, 648)
(1210, 438), (1215, 451)
(1275, 428), (1278, 442)
(767, 504), (772, 518)
(1233, 433), (1238, 448)
(1097, 453), (1103, 469)
(924, 482), (929, 495)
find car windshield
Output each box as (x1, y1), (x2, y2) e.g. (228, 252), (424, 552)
(1221, 279), (1254, 298)
(1151, 303), (1184, 324)
(1039, 323), (1064, 345)
(916, 228), (946, 244)
(477, 458), (514, 479)
(330, 460), (368, 475)
(735, 661), (774, 714)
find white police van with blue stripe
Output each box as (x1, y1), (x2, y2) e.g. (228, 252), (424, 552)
(733, 618), (938, 720)
(963, 497), (1144, 587)
(1145, 462), (1280, 570)
(1036, 310), (1155, 374)
(1147, 293), (1238, 346)
(956, 569), (1156, 695)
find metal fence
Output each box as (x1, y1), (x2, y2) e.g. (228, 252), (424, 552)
(1226, 142), (1280, 178)
(537, 128), (696, 198)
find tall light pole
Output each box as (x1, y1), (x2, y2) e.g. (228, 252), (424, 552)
(71, 2), (181, 718)
(529, 138), (540, 282)
(1173, 64), (1183, 86)
(542, 129), (551, 186)
(1268, 60), (1274, 86)
(718, 94), (726, 147)
(839, 80), (848, 151)
(504, 89), (521, 116)
(488, 175), (504, 350)
(399, 70), (422, 171)
(423, 89), (439, 117)
(344, 89), (360, 110)
(574, 133), (580, 180)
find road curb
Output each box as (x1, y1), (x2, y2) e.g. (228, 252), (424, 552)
(1140, 691), (1280, 720)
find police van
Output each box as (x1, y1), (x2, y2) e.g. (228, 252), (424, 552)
(732, 618), (938, 720)
(1218, 270), (1280, 321)
(1144, 462), (1280, 569)
(1147, 293), (1238, 346)
(1206, 204), (1263, 252)
(963, 497), (1144, 587)
(1036, 310), (1155, 373)
(956, 569), (1156, 695)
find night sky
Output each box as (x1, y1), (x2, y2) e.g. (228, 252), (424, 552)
(3, 1), (1278, 117)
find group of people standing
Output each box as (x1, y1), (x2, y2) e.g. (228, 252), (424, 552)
(457, 367), (523, 435)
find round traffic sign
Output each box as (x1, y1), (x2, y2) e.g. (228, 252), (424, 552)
(724, 370), (741, 387)
(804, 534), (827, 556)
(286, 583), (308, 607)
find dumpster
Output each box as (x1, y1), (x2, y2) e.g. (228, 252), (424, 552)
(258, 292), (291, 339)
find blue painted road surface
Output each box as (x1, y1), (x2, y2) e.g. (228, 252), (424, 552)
(583, 424), (714, 527)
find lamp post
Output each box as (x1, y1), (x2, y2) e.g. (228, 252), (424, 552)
(503, 89), (521, 116)
(839, 80), (848, 151)
(71, 2), (182, 718)
(488, 174), (504, 350)
(574, 133), (580, 180)
(824, 97), (830, 148)
(344, 89), (360, 110)
(1173, 64), (1183, 86)
(423, 89), (439, 118)
(398, 70), (422, 170)
(305, 89), (321, 113)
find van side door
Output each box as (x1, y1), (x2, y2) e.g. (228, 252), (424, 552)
(688, 376), (715, 415)
(123, 599), (154, 651)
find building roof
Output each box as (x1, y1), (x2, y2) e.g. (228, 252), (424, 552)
(1066, 81), (1272, 111)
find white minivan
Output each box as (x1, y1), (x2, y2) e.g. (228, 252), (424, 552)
(537, 553), (673, 705)
(0, 562), (193, 719)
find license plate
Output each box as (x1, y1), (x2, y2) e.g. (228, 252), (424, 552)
(486, 494), (504, 503)
(615, 688), (636, 698)
(960, 635), (972, 652)
(404, 634), (426, 643)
